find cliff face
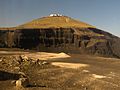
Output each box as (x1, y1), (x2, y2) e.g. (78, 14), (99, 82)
(0, 16), (120, 58)
(0, 27), (120, 58)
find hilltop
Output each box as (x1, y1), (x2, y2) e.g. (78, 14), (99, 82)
(18, 15), (95, 29)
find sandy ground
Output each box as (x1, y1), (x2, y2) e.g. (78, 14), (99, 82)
(52, 62), (89, 69)
(0, 51), (120, 90)
(24, 52), (70, 60)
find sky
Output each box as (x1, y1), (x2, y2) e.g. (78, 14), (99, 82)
(0, 0), (120, 37)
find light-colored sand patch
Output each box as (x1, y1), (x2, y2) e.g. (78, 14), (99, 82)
(41, 52), (70, 59)
(52, 62), (89, 69)
(25, 52), (70, 60)
(92, 74), (106, 79)
(82, 70), (90, 73)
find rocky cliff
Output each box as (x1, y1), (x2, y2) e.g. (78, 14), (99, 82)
(0, 16), (120, 58)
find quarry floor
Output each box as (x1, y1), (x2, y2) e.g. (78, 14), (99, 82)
(0, 50), (120, 90)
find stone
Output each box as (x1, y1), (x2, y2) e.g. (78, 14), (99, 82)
(0, 59), (2, 62)
(20, 55), (28, 62)
(16, 77), (29, 88)
(41, 61), (49, 65)
(14, 67), (20, 72)
(18, 72), (27, 78)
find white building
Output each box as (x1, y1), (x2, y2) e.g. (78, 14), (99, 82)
(49, 13), (63, 17)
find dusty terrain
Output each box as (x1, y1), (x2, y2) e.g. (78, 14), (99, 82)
(0, 50), (120, 90)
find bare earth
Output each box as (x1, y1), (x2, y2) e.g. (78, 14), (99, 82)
(0, 50), (120, 90)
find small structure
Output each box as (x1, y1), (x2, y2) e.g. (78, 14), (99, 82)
(49, 13), (63, 17)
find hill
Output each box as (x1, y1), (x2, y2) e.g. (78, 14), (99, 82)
(18, 16), (95, 29)
(0, 15), (120, 58)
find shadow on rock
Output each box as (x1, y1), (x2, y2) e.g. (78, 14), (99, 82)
(0, 70), (20, 81)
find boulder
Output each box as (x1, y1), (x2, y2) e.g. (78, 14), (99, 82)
(15, 77), (29, 88)
(20, 55), (29, 62)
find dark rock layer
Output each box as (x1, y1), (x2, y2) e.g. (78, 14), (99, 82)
(0, 27), (120, 58)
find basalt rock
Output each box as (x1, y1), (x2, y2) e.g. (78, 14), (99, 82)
(0, 16), (120, 58)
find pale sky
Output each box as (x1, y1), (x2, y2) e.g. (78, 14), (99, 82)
(0, 0), (120, 37)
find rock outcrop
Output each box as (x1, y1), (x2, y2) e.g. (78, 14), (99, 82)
(0, 16), (120, 58)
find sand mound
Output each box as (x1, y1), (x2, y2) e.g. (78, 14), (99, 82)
(52, 62), (89, 69)
(24, 52), (70, 60)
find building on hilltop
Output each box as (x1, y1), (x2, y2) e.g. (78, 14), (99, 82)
(49, 13), (63, 17)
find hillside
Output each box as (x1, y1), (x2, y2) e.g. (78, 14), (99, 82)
(18, 16), (95, 29)
(0, 15), (120, 58)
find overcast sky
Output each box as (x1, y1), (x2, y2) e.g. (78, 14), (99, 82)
(0, 0), (120, 37)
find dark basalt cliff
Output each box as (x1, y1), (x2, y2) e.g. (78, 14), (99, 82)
(0, 16), (120, 58)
